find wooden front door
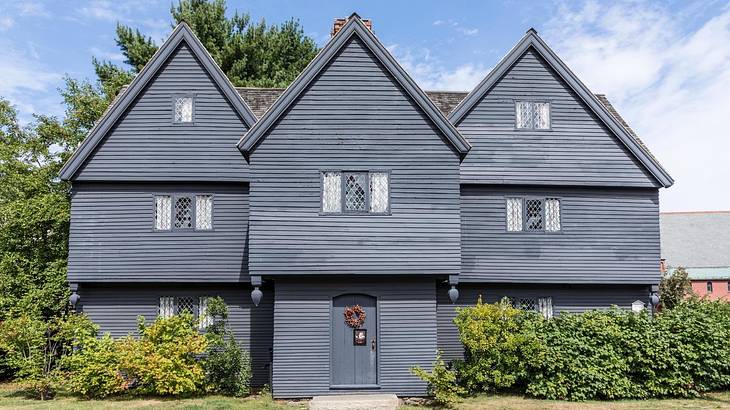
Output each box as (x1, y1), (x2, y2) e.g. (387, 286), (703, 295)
(331, 294), (377, 387)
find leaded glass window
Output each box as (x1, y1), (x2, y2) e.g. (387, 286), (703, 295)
(198, 296), (214, 330)
(538, 297), (553, 319)
(525, 199), (544, 231)
(175, 296), (195, 315)
(515, 101), (550, 129)
(174, 96), (193, 123)
(154, 195), (172, 230)
(517, 298), (536, 311)
(159, 296), (175, 319)
(344, 172), (367, 212)
(195, 195), (213, 230)
(506, 198), (523, 231)
(175, 196), (193, 229)
(545, 198), (561, 232)
(322, 172), (342, 213)
(369, 172), (389, 213)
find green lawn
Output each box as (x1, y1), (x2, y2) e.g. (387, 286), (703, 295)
(2, 383), (730, 409)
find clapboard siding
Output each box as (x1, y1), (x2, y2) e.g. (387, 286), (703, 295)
(79, 284), (273, 386)
(461, 185), (660, 283)
(68, 183), (249, 282)
(75, 43), (249, 181)
(272, 277), (436, 398)
(457, 48), (658, 187)
(248, 37), (461, 276)
(436, 283), (650, 360)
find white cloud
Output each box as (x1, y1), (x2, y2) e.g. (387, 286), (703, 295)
(388, 44), (488, 91)
(432, 19), (479, 37)
(0, 16), (14, 31)
(544, 1), (730, 212)
(90, 47), (125, 62)
(16, 2), (50, 17)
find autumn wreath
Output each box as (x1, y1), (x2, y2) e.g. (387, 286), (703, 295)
(344, 305), (366, 328)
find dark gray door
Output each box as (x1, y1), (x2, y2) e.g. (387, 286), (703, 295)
(331, 294), (377, 386)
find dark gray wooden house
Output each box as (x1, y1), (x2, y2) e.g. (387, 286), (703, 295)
(60, 15), (673, 398)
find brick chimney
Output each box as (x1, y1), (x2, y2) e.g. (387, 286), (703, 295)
(332, 13), (372, 37)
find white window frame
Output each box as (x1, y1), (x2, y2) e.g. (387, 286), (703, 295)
(505, 197), (562, 233)
(321, 170), (391, 215)
(154, 193), (214, 232)
(515, 100), (551, 130)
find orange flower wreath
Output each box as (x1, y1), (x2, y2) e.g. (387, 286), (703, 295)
(343, 305), (366, 328)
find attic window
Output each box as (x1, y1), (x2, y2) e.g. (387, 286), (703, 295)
(515, 101), (550, 129)
(174, 96), (193, 123)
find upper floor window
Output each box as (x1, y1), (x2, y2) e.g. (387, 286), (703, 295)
(173, 96), (193, 123)
(154, 194), (212, 231)
(515, 101), (550, 129)
(321, 171), (390, 214)
(506, 197), (561, 232)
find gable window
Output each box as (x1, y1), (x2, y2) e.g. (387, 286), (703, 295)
(154, 194), (213, 231)
(321, 171), (390, 214)
(173, 96), (193, 123)
(515, 100), (550, 129)
(505, 197), (561, 232)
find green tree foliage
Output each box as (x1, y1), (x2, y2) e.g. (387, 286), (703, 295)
(411, 352), (466, 407)
(101, 0), (318, 89)
(659, 266), (693, 309)
(0, 313), (97, 399)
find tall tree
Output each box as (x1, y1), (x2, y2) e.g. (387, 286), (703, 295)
(95, 0), (318, 90)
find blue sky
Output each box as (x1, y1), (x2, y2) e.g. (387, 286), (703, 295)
(1, 0), (729, 212)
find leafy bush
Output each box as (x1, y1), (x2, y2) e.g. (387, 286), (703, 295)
(453, 297), (543, 393)
(453, 298), (730, 401)
(201, 297), (252, 396)
(0, 313), (97, 399)
(62, 334), (128, 398)
(659, 267), (693, 309)
(411, 352), (466, 407)
(117, 313), (207, 396)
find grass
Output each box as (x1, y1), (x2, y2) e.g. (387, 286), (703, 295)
(2, 383), (729, 409)
(402, 392), (730, 409)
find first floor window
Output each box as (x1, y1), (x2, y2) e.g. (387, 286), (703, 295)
(707, 281), (713, 293)
(515, 100), (550, 129)
(159, 296), (216, 329)
(538, 297), (553, 319)
(510, 296), (553, 319)
(506, 197), (561, 232)
(198, 296), (214, 330)
(322, 171), (390, 214)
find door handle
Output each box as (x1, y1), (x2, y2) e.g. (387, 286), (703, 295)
(371, 338), (376, 351)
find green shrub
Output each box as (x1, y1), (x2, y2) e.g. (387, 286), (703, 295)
(411, 352), (466, 407)
(659, 267), (693, 309)
(0, 313), (97, 399)
(201, 297), (252, 396)
(118, 313), (207, 396)
(62, 334), (128, 398)
(453, 297), (543, 393)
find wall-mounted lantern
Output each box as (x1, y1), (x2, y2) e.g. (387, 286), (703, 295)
(448, 285), (459, 304)
(69, 292), (80, 310)
(251, 287), (263, 307)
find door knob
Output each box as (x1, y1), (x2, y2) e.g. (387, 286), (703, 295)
(371, 338), (376, 350)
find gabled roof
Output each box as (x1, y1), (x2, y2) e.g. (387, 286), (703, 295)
(237, 13), (471, 160)
(448, 28), (674, 188)
(59, 23), (257, 181)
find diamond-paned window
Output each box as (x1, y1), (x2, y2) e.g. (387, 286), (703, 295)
(517, 298), (537, 311)
(538, 297), (553, 319)
(159, 296), (175, 319)
(515, 101), (550, 129)
(345, 172), (367, 212)
(195, 195), (213, 230)
(322, 172), (342, 213)
(175, 196), (193, 229)
(545, 198), (561, 232)
(198, 296), (214, 330)
(174, 96), (193, 123)
(369, 172), (389, 213)
(525, 199), (544, 231)
(154, 195), (172, 230)
(175, 296), (195, 315)
(506, 198), (523, 231)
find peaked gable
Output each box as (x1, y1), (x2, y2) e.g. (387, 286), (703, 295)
(60, 23), (257, 181)
(449, 29), (673, 188)
(237, 15), (471, 159)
